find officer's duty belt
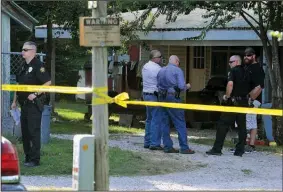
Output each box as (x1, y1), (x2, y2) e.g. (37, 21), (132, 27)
(143, 92), (155, 95)
(232, 96), (248, 100)
(23, 100), (35, 105)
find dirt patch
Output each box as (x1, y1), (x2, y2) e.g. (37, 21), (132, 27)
(109, 135), (208, 175)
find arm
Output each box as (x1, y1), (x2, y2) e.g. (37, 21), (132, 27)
(225, 81), (233, 98)
(12, 75), (19, 108)
(249, 66), (264, 100)
(28, 65), (51, 100)
(37, 80), (51, 95)
(249, 85), (262, 100)
(176, 69), (187, 91)
(224, 68), (235, 100)
(11, 90), (17, 109)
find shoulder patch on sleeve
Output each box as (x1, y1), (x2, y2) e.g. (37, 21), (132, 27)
(40, 67), (46, 73)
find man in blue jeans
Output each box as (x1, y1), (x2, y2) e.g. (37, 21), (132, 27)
(157, 55), (195, 154)
(142, 50), (163, 150)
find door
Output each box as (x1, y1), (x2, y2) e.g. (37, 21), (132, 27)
(189, 47), (206, 91)
(211, 52), (228, 76)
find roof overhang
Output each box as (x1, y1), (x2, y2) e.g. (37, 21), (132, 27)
(1, 1), (38, 31)
(136, 29), (271, 41)
(133, 29), (283, 46)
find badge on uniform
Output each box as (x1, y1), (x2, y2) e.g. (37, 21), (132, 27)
(28, 67), (33, 73)
(40, 67), (45, 73)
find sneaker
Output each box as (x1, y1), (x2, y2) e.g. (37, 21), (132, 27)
(24, 161), (40, 167)
(245, 145), (256, 154)
(164, 148), (179, 153)
(144, 145), (150, 149)
(206, 149), (222, 156)
(229, 148), (235, 153)
(180, 149), (195, 154)
(233, 151), (243, 157)
(149, 146), (163, 150)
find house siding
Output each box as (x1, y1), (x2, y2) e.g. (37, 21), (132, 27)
(205, 46), (212, 84)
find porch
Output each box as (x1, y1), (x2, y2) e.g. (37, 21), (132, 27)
(139, 45), (262, 98)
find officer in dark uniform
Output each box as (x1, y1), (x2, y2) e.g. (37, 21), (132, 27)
(11, 41), (51, 167)
(206, 55), (251, 157)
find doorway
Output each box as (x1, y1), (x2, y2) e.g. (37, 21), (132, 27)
(211, 52), (228, 76)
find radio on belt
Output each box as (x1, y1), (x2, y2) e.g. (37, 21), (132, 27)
(72, 134), (95, 191)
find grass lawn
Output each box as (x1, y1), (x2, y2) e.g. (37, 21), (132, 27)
(12, 138), (187, 176)
(51, 101), (143, 135)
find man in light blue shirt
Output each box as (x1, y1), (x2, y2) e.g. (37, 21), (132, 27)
(142, 50), (163, 150)
(157, 55), (195, 154)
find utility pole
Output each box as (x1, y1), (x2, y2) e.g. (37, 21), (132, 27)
(90, 1), (109, 191)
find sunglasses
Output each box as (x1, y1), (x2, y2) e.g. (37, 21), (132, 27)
(244, 54), (253, 57)
(22, 49), (34, 52)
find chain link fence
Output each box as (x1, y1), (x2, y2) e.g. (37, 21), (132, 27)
(1, 52), (46, 77)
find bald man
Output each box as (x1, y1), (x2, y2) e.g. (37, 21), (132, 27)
(206, 55), (251, 157)
(157, 55), (195, 154)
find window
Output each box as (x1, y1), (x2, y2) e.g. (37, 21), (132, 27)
(193, 46), (205, 69)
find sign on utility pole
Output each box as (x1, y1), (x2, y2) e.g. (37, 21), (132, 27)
(79, 1), (120, 191)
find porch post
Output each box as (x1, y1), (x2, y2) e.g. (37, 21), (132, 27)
(1, 13), (14, 135)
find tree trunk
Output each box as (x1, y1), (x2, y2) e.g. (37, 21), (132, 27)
(50, 40), (56, 113)
(46, 16), (53, 72)
(271, 38), (283, 145)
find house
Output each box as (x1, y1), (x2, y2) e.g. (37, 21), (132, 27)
(1, 1), (38, 135)
(122, 8), (283, 103)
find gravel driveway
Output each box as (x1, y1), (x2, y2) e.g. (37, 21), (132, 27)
(21, 133), (282, 191)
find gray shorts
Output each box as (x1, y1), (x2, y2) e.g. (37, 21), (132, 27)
(246, 113), (257, 130)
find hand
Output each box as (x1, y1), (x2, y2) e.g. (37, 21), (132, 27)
(186, 83), (191, 89)
(248, 98), (253, 106)
(28, 94), (37, 101)
(253, 100), (261, 108)
(223, 95), (229, 101)
(11, 102), (17, 109)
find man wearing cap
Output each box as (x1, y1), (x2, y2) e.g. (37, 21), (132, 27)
(11, 41), (51, 167)
(157, 55), (195, 154)
(142, 50), (163, 150)
(241, 47), (265, 153)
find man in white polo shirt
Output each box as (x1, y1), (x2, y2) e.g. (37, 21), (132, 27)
(142, 50), (163, 150)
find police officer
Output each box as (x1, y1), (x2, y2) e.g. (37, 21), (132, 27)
(11, 41), (51, 167)
(206, 55), (250, 157)
(142, 50), (163, 150)
(157, 55), (195, 154)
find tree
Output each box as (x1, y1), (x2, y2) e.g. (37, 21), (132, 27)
(16, 1), (91, 112)
(121, 1), (283, 144)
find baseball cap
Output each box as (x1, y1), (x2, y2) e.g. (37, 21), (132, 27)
(244, 47), (256, 55)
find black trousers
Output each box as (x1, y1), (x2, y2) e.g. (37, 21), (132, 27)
(20, 102), (42, 163)
(212, 100), (248, 154)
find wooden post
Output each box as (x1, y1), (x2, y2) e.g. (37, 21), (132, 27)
(91, 1), (109, 191)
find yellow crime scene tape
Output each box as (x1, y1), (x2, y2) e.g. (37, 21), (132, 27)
(1, 84), (282, 116)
